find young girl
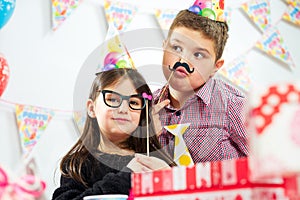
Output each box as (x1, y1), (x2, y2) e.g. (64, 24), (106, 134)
(52, 68), (176, 200)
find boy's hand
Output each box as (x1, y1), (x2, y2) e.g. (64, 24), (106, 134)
(152, 99), (170, 136)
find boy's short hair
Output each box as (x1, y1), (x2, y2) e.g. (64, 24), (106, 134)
(168, 9), (229, 61)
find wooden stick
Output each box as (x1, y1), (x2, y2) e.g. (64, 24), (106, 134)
(158, 71), (174, 103)
(146, 99), (149, 157)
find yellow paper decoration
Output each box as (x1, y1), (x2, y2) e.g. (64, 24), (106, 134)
(164, 123), (194, 167)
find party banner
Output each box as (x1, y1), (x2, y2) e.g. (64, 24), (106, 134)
(104, 0), (138, 32)
(241, 0), (271, 32)
(154, 9), (179, 34)
(15, 105), (55, 158)
(284, 0), (300, 7)
(51, 0), (82, 31)
(283, 4), (300, 26)
(255, 26), (295, 70)
(218, 56), (251, 92)
(224, 7), (233, 26)
(73, 110), (86, 135)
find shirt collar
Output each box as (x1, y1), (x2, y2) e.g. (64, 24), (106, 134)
(156, 78), (215, 107)
(196, 78), (215, 105)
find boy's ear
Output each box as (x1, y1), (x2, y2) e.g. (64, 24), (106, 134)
(215, 58), (224, 70)
(210, 59), (225, 77)
(87, 99), (96, 118)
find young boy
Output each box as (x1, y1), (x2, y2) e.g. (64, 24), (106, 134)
(153, 2), (249, 163)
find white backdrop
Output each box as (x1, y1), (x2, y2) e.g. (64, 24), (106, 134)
(0, 0), (299, 199)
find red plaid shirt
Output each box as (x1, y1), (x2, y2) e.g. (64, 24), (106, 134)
(153, 78), (249, 163)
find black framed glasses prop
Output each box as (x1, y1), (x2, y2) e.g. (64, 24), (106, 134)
(99, 90), (146, 110)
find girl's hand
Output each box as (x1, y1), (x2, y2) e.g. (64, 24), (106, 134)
(127, 153), (171, 173)
(127, 157), (148, 173)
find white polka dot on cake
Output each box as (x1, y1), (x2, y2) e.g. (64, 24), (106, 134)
(261, 104), (274, 115)
(287, 91), (299, 103)
(276, 84), (289, 94)
(267, 94), (281, 106)
(255, 115), (265, 128)
(293, 83), (300, 93)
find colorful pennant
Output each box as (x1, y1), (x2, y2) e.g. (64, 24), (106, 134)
(51, 0), (82, 31)
(224, 7), (233, 26)
(103, 0), (138, 32)
(154, 9), (179, 32)
(284, 0), (300, 7)
(73, 110), (86, 135)
(241, 0), (271, 32)
(15, 105), (55, 158)
(283, 4), (300, 26)
(255, 26), (295, 70)
(218, 56), (251, 92)
(164, 123), (194, 167)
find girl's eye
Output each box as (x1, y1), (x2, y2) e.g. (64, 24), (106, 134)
(107, 97), (120, 103)
(129, 100), (139, 106)
(194, 52), (204, 59)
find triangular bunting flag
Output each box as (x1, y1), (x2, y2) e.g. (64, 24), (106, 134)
(255, 26), (295, 70)
(218, 55), (251, 92)
(154, 9), (179, 37)
(73, 110), (86, 135)
(51, 0), (82, 31)
(164, 123), (194, 167)
(283, 4), (300, 26)
(284, 0), (300, 7)
(103, 0), (138, 32)
(15, 105), (55, 159)
(241, 0), (272, 32)
(224, 7), (233, 26)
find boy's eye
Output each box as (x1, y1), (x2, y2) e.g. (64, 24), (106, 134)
(194, 52), (204, 59)
(172, 45), (182, 53)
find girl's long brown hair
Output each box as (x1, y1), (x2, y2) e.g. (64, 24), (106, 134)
(60, 68), (176, 186)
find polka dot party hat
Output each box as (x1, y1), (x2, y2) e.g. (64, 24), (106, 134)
(188, 0), (225, 22)
(164, 123), (194, 167)
(96, 23), (136, 74)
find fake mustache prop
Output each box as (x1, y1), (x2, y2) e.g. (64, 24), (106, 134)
(169, 62), (195, 74)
